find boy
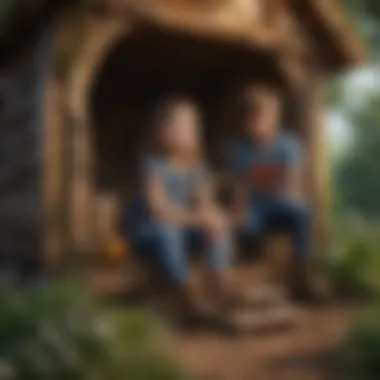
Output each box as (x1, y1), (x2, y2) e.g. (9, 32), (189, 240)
(229, 83), (319, 302)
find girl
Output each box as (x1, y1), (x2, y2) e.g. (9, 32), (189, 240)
(125, 97), (233, 320)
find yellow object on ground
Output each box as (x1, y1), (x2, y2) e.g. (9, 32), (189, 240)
(105, 236), (129, 262)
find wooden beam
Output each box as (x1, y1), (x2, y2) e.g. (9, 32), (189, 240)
(297, 67), (330, 254)
(288, 0), (365, 71)
(44, 78), (63, 270)
(66, 17), (130, 256)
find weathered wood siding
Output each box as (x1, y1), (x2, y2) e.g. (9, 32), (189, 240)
(0, 26), (52, 270)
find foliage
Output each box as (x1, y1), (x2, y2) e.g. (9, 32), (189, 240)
(335, 305), (380, 380)
(327, 79), (346, 109)
(342, 0), (380, 57)
(322, 219), (380, 298)
(333, 94), (380, 219)
(342, 0), (380, 26)
(0, 282), (186, 380)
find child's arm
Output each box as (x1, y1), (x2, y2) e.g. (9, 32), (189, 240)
(145, 174), (200, 227)
(225, 141), (250, 225)
(284, 163), (302, 200)
(225, 172), (249, 226)
(283, 137), (303, 200)
(192, 174), (231, 237)
(193, 175), (217, 210)
(143, 157), (200, 226)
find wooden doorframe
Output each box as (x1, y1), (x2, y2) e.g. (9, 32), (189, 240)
(297, 64), (330, 254)
(67, 16), (131, 256)
(45, 15), (131, 267)
(47, 13), (331, 265)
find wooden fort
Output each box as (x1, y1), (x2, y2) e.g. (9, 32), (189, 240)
(40, 0), (365, 278)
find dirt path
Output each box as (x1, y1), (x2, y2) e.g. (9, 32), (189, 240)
(85, 264), (360, 379)
(174, 304), (358, 380)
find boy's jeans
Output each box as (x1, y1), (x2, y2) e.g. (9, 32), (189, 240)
(240, 197), (311, 259)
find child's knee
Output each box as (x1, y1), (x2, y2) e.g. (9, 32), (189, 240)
(216, 230), (233, 251)
(237, 205), (261, 234)
(165, 265), (189, 285)
(209, 231), (233, 270)
(154, 223), (182, 245)
(153, 224), (188, 283)
(285, 201), (310, 225)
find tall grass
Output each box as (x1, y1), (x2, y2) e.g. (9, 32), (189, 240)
(321, 218), (380, 298)
(335, 306), (380, 380)
(0, 282), (186, 380)
(328, 219), (380, 379)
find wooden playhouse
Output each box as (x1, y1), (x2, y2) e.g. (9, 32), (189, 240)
(44, 0), (364, 281)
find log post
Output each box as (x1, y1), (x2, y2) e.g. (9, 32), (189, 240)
(67, 17), (129, 257)
(44, 76), (63, 270)
(298, 67), (331, 254)
(51, 9), (93, 266)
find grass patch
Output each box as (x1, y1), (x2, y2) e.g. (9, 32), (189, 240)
(320, 221), (380, 298)
(0, 281), (186, 380)
(334, 305), (380, 380)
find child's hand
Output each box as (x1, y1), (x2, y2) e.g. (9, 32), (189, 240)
(198, 207), (229, 241)
(233, 208), (249, 229)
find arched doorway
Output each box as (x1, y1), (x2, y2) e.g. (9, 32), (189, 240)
(89, 25), (295, 185)
(64, 19), (300, 259)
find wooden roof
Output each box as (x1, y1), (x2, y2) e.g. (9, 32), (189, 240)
(100, 0), (365, 72)
(0, 0), (365, 72)
(104, 0), (275, 47)
(288, 0), (366, 71)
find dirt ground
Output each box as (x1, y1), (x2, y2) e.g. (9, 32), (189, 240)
(174, 303), (358, 380)
(86, 263), (360, 380)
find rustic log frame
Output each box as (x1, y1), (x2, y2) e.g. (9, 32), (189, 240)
(0, 0), (361, 275)
(52, 16), (295, 265)
(46, 13), (130, 266)
(300, 67), (331, 254)
(45, 0), (362, 266)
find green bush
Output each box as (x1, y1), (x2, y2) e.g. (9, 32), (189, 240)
(335, 306), (380, 380)
(0, 282), (186, 380)
(322, 220), (380, 297)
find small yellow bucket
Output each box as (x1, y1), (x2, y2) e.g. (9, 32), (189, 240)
(104, 236), (129, 262)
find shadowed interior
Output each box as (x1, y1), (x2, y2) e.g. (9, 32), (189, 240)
(89, 26), (297, 195)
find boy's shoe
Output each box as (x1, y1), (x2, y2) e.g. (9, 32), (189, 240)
(289, 259), (332, 304)
(144, 296), (205, 331)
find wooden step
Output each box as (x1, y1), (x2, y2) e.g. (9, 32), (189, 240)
(84, 262), (291, 306)
(220, 304), (299, 334)
(239, 284), (289, 309)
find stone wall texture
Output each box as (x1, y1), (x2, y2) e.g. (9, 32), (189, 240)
(0, 26), (52, 270)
